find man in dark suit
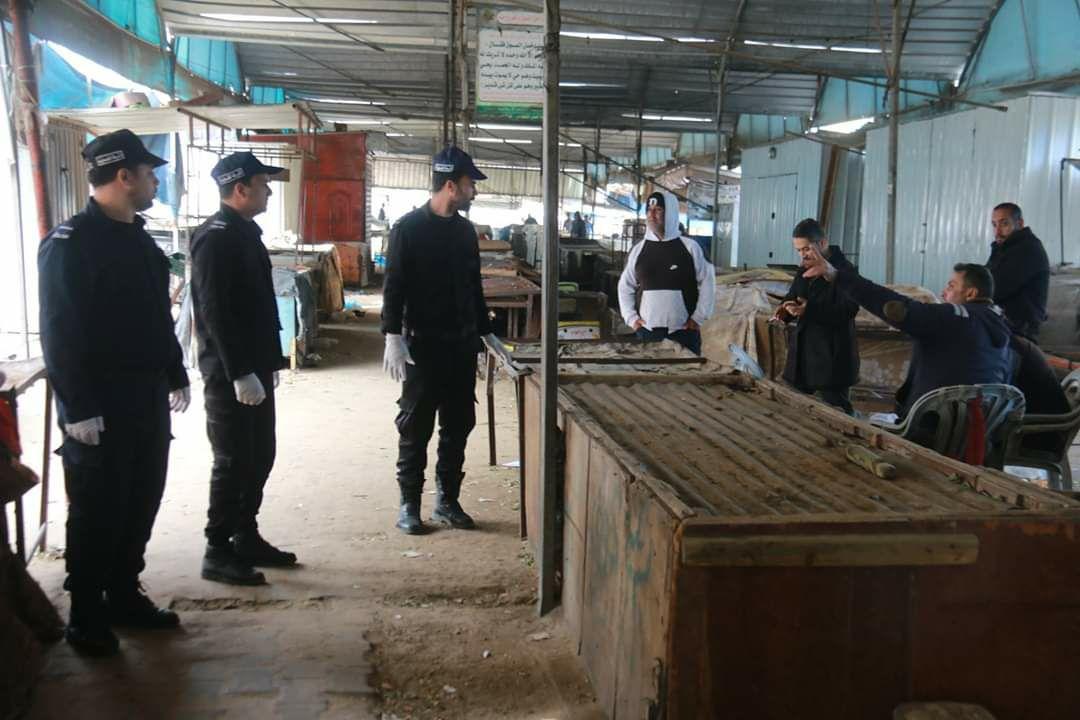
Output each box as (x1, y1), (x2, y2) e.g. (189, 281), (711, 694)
(773, 218), (860, 413)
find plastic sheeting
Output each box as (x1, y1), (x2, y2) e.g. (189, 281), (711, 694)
(251, 86), (286, 105)
(174, 36), (243, 94)
(82, 0), (163, 48)
(39, 41), (122, 109)
(964, 0), (1080, 93)
(814, 77), (951, 127)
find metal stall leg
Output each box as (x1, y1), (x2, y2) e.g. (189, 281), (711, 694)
(487, 349), (497, 466)
(516, 375), (527, 539)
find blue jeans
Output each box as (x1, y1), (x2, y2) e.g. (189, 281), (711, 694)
(635, 326), (702, 356)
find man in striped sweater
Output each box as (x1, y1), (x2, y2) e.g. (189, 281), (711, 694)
(617, 190), (716, 355)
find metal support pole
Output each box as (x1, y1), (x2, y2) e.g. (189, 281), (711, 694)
(711, 63), (727, 267)
(447, 0), (459, 146)
(537, 0), (560, 616)
(591, 120), (600, 226)
(634, 108), (643, 218)
(455, 0), (470, 153)
(711, 0), (746, 268)
(9, 0), (50, 238)
(442, 54), (451, 146)
(38, 382), (52, 552)
(0, 22), (31, 359)
(885, 0), (902, 284)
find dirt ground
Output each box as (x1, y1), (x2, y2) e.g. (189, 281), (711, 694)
(12, 308), (604, 720)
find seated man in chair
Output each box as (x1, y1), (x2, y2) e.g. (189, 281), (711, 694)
(802, 250), (1013, 420)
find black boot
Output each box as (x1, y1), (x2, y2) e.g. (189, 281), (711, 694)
(395, 476), (425, 535)
(431, 473), (476, 530)
(66, 591), (120, 657)
(201, 543), (267, 586)
(106, 582), (180, 629)
(233, 530), (298, 568)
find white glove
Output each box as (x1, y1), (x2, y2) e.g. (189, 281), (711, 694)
(169, 387), (191, 413)
(273, 371), (280, 389)
(65, 416), (105, 446)
(233, 373), (266, 406)
(383, 333), (414, 383)
(484, 333), (514, 366)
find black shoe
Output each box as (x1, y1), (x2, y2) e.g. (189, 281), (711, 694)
(67, 592), (119, 657)
(396, 501), (425, 535)
(201, 545), (267, 586)
(65, 623), (120, 657)
(232, 531), (298, 568)
(431, 500), (476, 529)
(107, 584), (180, 629)
(431, 473), (476, 529)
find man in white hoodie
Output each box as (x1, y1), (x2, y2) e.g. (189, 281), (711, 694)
(618, 190), (716, 354)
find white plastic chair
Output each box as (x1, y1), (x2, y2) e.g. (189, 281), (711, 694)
(874, 384), (1025, 464)
(998, 369), (1080, 491)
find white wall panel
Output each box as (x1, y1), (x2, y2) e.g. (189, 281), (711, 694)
(861, 95), (1079, 292)
(1020, 95), (1080, 266)
(738, 138), (826, 268)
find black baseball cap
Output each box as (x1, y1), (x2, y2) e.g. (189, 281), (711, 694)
(211, 151), (285, 186)
(646, 191), (666, 211)
(82, 129), (167, 169)
(433, 146), (487, 181)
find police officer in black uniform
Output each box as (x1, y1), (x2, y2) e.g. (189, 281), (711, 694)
(190, 152), (294, 586)
(382, 147), (512, 535)
(39, 129), (190, 656)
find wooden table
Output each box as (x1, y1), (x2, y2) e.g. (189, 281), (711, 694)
(0, 358), (52, 565)
(482, 276), (541, 340)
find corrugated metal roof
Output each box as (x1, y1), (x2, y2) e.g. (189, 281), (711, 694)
(155, 1), (1002, 160)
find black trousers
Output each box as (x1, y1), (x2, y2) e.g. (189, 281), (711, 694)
(812, 387), (854, 415)
(635, 326), (702, 356)
(203, 372), (276, 545)
(395, 338), (478, 484)
(60, 375), (170, 595)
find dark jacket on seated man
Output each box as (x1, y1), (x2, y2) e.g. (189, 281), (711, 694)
(832, 268), (1013, 418)
(1010, 336), (1069, 416)
(1009, 335), (1070, 454)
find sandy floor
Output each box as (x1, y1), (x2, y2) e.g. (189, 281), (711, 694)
(13, 311), (603, 720)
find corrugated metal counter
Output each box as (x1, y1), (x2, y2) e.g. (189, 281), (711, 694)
(521, 373), (1080, 719)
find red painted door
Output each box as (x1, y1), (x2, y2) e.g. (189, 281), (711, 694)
(302, 132), (366, 244)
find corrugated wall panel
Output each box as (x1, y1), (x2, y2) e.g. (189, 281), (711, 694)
(371, 157), (584, 200)
(737, 138), (825, 267)
(1019, 95), (1080, 266)
(826, 150), (864, 261)
(860, 128), (888, 281)
(372, 158), (430, 190)
(860, 96), (1058, 291)
(860, 96), (1080, 292)
(46, 121), (88, 227)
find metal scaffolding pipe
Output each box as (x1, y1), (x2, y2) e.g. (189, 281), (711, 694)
(885, 0), (902, 284)
(711, 64), (727, 267)
(9, 0), (51, 239)
(537, 0), (560, 616)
